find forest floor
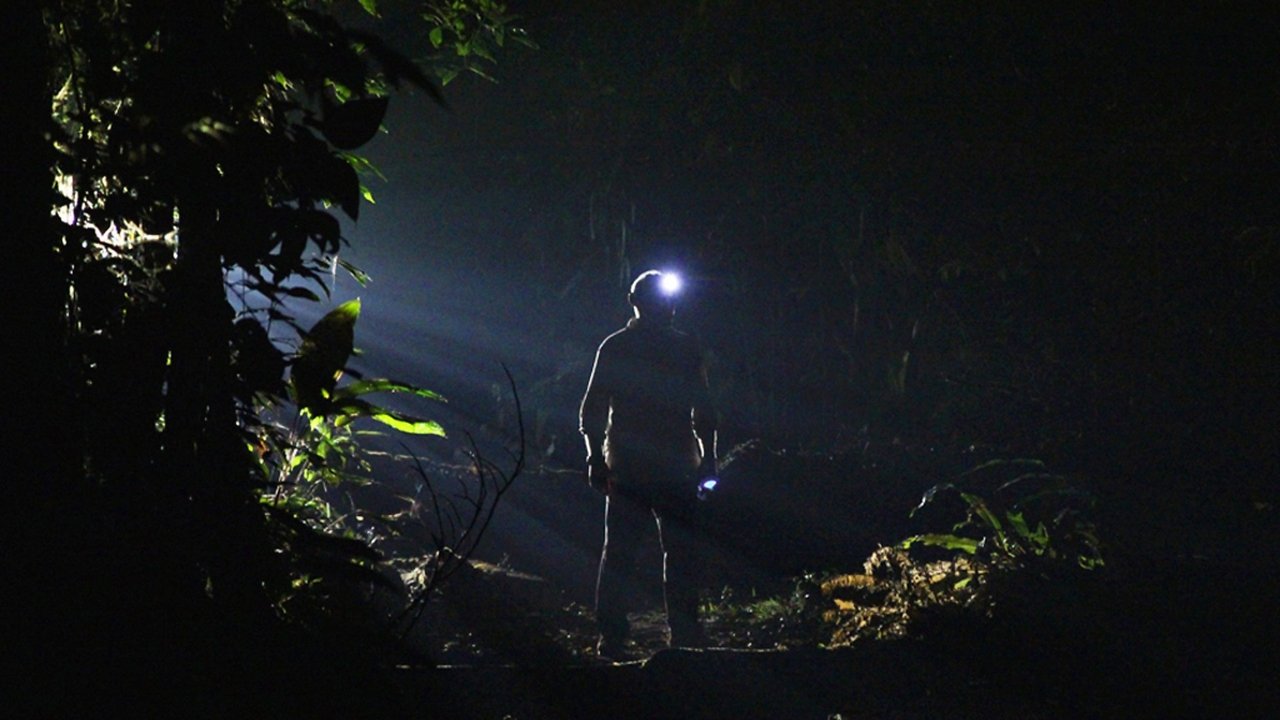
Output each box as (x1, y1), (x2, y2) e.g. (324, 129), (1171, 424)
(384, 475), (1279, 719)
(392, 548), (1277, 717)
(21, 466), (1274, 719)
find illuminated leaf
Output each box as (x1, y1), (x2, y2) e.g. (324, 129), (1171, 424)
(1006, 510), (1032, 540)
(332, 378), (446, 402)
(369, 412), (446, 436)
(330, 397), (446, 436)
(899, 533), (980, 555)
(960, 492), (1003, 532)
(292, 299), (361, 413)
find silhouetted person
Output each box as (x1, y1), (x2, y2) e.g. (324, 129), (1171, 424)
(579, 269), (718, 658)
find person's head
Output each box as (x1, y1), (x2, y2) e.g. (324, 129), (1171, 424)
(629, 269), (679, 321)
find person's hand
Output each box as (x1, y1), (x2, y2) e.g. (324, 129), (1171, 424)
(587, 456), (611, 494)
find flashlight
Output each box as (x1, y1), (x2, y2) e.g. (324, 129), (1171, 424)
(697, 476), (718, 501)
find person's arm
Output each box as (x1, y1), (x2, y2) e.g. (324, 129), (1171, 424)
(579, 341), (611, 490)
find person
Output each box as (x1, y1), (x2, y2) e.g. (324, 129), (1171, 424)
(579, 269), (718, 658)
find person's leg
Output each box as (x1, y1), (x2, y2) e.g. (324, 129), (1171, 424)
(656, 500), (707, 647)
(594, 491), (653, 652)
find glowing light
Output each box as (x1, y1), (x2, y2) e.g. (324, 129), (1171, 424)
(697, 476), (718, 501)
(659, 272), (683, 296)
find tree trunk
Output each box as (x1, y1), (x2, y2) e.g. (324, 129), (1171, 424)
(5, 4), (87, 711)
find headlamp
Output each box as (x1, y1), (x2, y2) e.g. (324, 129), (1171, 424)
(659, 272), (683, 296)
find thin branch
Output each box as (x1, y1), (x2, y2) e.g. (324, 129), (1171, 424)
(396, 364), (525, 639)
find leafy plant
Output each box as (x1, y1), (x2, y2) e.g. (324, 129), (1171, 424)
(34, 0), (532, 644)
(818, 547), (992, 647)
(899, 458), (1105, 572)
(271, 298), (445, 482)
(420, 0), (537, 84)
(697, 581), (823, 649)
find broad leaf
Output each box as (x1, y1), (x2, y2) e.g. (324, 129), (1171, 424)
(292, 299), (361, 413)
(369, 412), (446, 436)
(332, 378), (447, 402)
(331, 397), (446, 437)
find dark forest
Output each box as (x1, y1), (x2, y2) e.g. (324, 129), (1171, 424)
(8, 1), (1278, 718)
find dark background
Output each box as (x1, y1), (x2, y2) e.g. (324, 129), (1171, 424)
(320, 0), (1278, 599)
(7, 2), (1276, 715)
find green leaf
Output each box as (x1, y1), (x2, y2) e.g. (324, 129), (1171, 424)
(347, 29), (443, 101)
(292, 299), (361, 413)
(369, 412), (446, 436)
(961, 492), (1003, 532)
(429, 26), (445, 47)
(329, 397), (446, 437)
(337, 258), (371, 287)
(1029, 521), (1051, 551)
(1006, 510), (1032, 540)
(358, 0), (380, 17)
(332, 378), (447, 402)
(1078, 554), (1105, 570)
(340, 151), (387, 181)
(899, 533), (980, 555)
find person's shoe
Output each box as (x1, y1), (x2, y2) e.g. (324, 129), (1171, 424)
(596, 636), (627, 660)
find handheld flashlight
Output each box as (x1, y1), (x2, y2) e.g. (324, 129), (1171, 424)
(697, 476), (718, 501)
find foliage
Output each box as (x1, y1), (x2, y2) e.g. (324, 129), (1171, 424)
(256, 298), (449, 615)
(818, 547), (993, 648)
(34, 0), (530, 667)
(697, 582), (820, 650)
(420, 0), (536, 85)
(899, 458), (1105, 572)
(814, 458), (1104, 648)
